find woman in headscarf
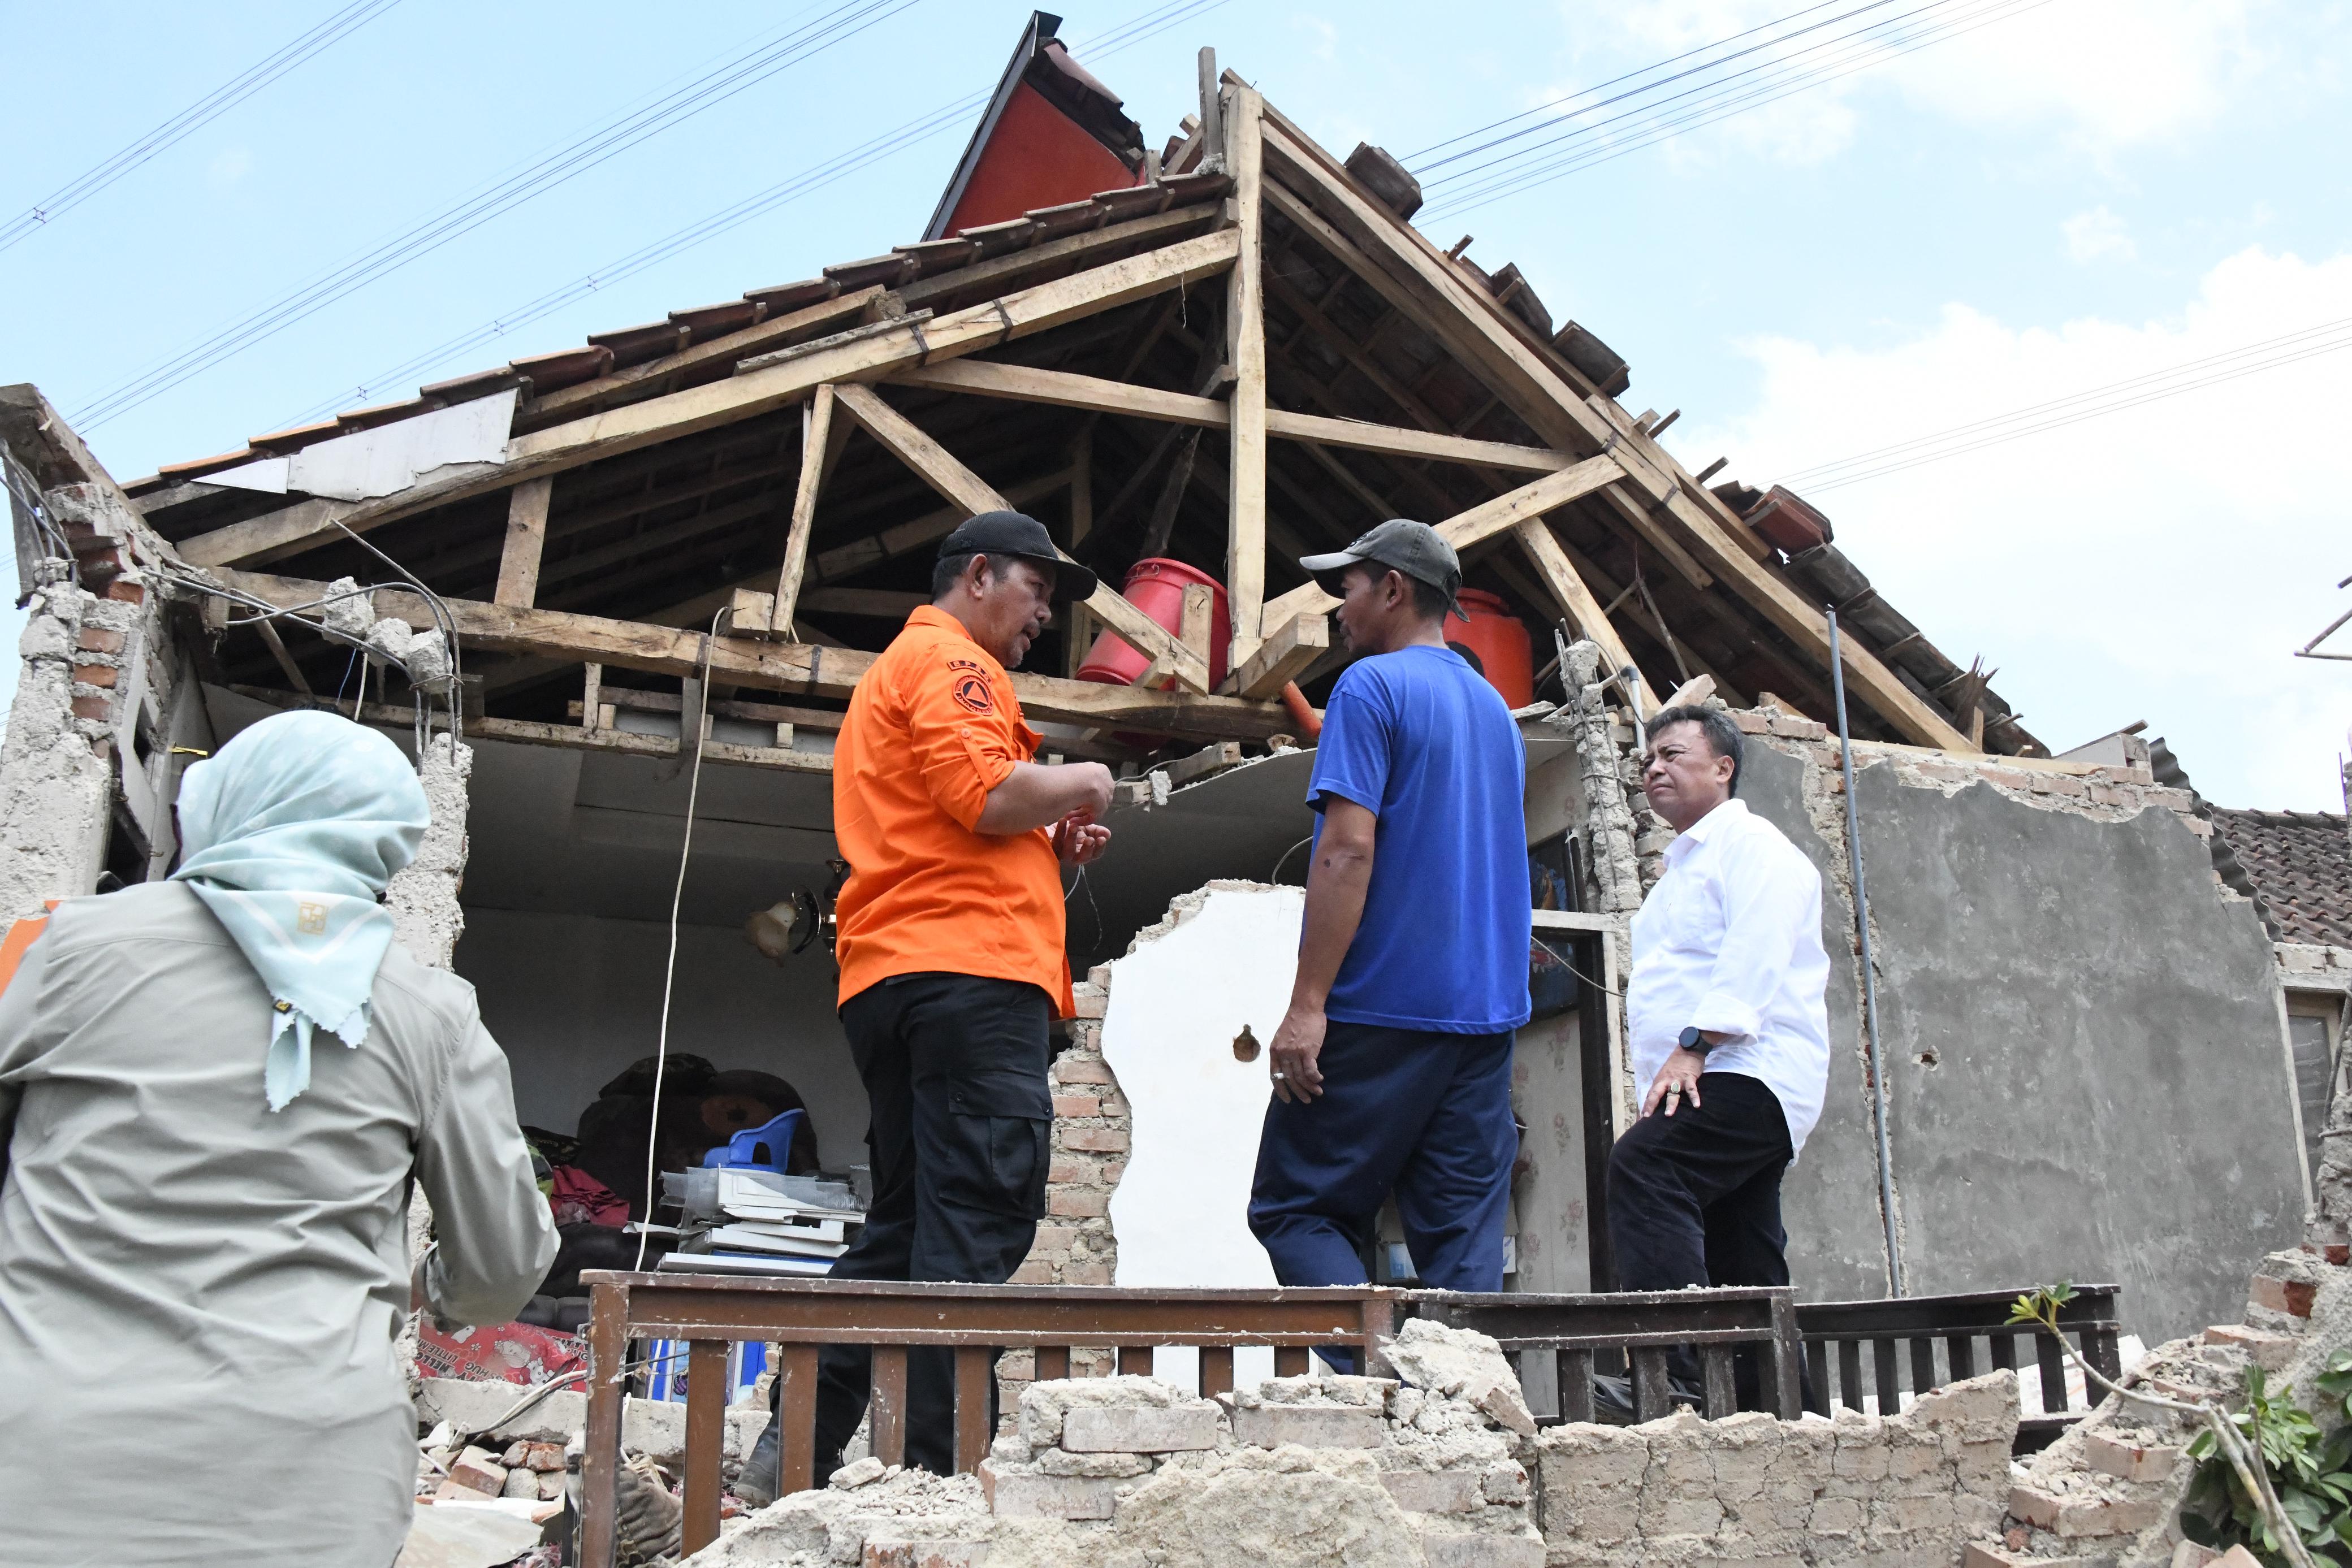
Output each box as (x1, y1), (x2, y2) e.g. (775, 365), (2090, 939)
(0, 709), (556, 1568)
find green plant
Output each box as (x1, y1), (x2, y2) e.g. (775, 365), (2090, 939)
(2007, 1284), (2323, 1568)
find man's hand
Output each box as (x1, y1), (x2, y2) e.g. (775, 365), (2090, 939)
(1268, 1000), (1328, 1104)
(1641, 1038), (1726, 1117)
(1054, 813), (1111, 867)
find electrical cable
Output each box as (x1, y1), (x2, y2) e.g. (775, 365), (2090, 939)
(274, 0), (1234, 424)
(69, 0), (922, 431)
(1419, 0), (2056, 220)
(1532, 932), (1625, 998)
(632, 608), (725, 1273)
(1270, 833), (1314, 886)
(1776, 314), (2352, 493)
(0, 0), (405, 255)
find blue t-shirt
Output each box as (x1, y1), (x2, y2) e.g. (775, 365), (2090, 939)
(1305, 643), (1532, 1033)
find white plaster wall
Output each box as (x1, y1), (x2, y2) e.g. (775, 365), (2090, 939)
(1102, 884), (1306, 1385)
(455, 907), (868, 1171)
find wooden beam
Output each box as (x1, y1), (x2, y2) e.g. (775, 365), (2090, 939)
(522, 288), (880, 427)
(1069, 428), (1092, 548)
(493, 475), (554, 608)
(1253, 452), (1627, 635)
(768, 384), (835, 636)
(1512, 516), (1644, 705)
(1178, 581), (1214, 679)
(1225, 83), (1270, 674)
(1232, 611), (1329, 699)
(218, 570), (1292, 743)
(178, 227), (1242, 570)
(889, 357), (1577, 472)
(831, 382), (1212, 695)
(1256, 123), (1645, 486)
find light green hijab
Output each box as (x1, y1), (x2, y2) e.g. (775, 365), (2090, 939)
(169, 709), (430, 1111)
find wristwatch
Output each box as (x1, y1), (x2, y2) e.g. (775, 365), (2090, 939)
(1677, 1026), (1711, 1056)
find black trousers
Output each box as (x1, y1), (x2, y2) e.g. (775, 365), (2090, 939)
(783, 973), (1051, 1475)
(1605, 1071), (1795, 1401)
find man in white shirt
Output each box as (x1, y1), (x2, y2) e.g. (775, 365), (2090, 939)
(1610, 705), (1831, 1402)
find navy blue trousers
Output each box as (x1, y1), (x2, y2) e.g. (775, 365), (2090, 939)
(1248, 1021), (1516, 1300)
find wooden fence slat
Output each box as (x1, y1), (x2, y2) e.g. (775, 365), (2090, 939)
(1946, 1334), (1975, 1381)
(1274, 1346), (1310, 1376)
(954, 1348), (992, 1474)
(2035, 1332), (2069, 1414)
(1631, 1348), (1672, 1423)
(1838, 1341), (1863, 1415)
(682, 1340), (728, 1556)
(1557, 1348), (1595, 1424)
(778, 1345), (819, 1497)
(1873, 1339), (1902, 1416)
(1200, 1346), (1234, 1399)
(1035, 1346), (1070, 1382)
(871, 1346), (909, 1469)
(581, 1284), (630, 1568)
(1701, 1346), (1737, 1418)
(1118, 1345), (1153, 1375)
(1909, 1337), (1938, 1398)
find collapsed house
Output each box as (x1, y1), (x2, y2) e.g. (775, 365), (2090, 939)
(4, 15), (2346, 1562)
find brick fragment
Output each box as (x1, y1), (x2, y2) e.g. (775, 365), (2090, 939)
(1230, 1403), (1383, 1449)
(2204, 1322), (2299, 1370)
(1061, 1402), (1220, 1454)
(1070, 986), (1107, 1020)
(1731, 711), (1770, 734)
(105, 579), (145, 604)
(1380, 1469), (1485, 1514)
(2082, 1429), (2181, 1483)
(1061, 1128), (1129, 1154)
(978, 1461), (1116, 1520)
(71, 663), (118, 688)
(75, 626), (125, 654)
(526, 1442), (566, 1471)
(2251, 1274), (2318, 1318)
(1046, 1189), (1109, 1218)
(1052, 1095), (1100, 1118)
(2007, 1483), (2161, 1538)
(864, 1537), (993, 1568)
(1055, 1262), (1112, 1286)
(446, 1445), (507, 1497)
(1414, 1526), (1543, 1568)
(1053, 1056), (1116, 1085)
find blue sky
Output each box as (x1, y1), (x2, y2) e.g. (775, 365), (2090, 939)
(5, 0), (2349, 807)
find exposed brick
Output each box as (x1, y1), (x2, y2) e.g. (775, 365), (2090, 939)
(1979, 767), (2033, 790)
(1061, 1402), (1220, 1453)
(2204, 1322), (2299, 1370)
(75, 626), (125, 654)
(1047, 1189), (1109, 1218)
(70, 694), (110, 721)
(1070, 986), (1107, 1020)
(2007, 1483), (2161, 1538)
(978, 1461), (1117, 1520)
(1731, 711), (1770, 734)
(1052, 1094), (1100, 1118)
(1231, 1404), (1383, 1449)
(1029, 1225), (1080, 1254)
(1061, 1128), (1129, 1154)
(1048, 1156), (1096, 1185)
(104, 579), (145, 604)
(71, 663), (118, 688)
(1380, 1469), (1485, 1514)
(1052, 1056), (1117, 1086)
(1007, 1260), (1056, 1285)
(1056, 1262), (1112, 1286)
(2088, 784), (2130, 807)
(2031, 772), (2089, 798)
(2082, 1429), (2182, 1483)
(2251, 1274), (2318, 1318)
(1100, 1160), (1126, 1184)
(1767, 715), (1828, 740)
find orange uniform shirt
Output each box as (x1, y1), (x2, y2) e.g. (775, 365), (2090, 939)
(831, 605), (1073, 1016)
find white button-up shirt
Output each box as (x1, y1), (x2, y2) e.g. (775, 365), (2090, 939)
(1627, 797), (1833, 1153)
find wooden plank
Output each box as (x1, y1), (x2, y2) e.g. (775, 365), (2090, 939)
(1178, 582), (1214, 679)
(251, 618), (312, 695)
(1701, 1345), (1737, 1418)
(218, 570), (1294, 742)
(1153, 740), (1243, 790)
(580, 1283), (629, 1568)
(833, 381), (1210, 694)
(179, 227), (1243, 570)
(1225, 83), (1269, 674)
(953, 1346), (992, 1474)
(1252, 452), (1625, 636)
(1273, 1346), (1309, 1377)
(1256, 122), (1639, 480)
(1035, 1346), (1070, 1381)
(870, 1346), (909, 1469)
(1556, 1348), (1596, 1424)
(892, 356), (1575, 471)
(1514, 516), (1646, 696)
(1232, 610), (1328, 699)
(1631, 1347), (1671, 1423)
(682, 1340), (727, 1555)
(525, 287), (880, 426)
(1199, 1346), (1234, 1398)
(768, 384), (834, 635)
(494, 475), (554, 608)
(1117, 1346), (1153, 1376)
(778, 1344), (819, 1497)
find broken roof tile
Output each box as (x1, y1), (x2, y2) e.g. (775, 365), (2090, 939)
(509, 345), (614, 392)
(418, 366), (526, 403)
(669, 300), (762, 340)
(823, 253), (920, 291)
(741, 278), (839, 314)
(587, 322), (690, 367)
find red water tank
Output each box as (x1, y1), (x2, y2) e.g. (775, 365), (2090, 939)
(1075, 558), (1232, 691)
(1446, 590), (1534, 707)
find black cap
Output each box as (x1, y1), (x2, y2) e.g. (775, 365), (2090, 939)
(1299, 518), (1468, 621)
(937, 510), (1098, 603)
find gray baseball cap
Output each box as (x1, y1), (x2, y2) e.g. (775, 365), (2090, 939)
(1300, 518), (1468, 621)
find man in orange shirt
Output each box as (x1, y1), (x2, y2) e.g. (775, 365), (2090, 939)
(742, 510), (1114, 1495)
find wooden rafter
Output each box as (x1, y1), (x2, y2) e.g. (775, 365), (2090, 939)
(494, 475), (553, 608)
(832, 382), (1211, 693)
(217, 569), (1289, 742)
(767, 384), (836, 635)
(178, 227), (1242, 571)
(1223, 81), (1270, 673)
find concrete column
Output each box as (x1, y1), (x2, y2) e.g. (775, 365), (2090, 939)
(385, 734), (473, 969)
(0, 584), (112, 919)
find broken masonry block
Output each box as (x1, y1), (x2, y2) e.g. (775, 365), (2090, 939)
(1230, 1403), (1384, 1449)
(1060, 1401), (1220, 1454)
(976, 1460), (1117, 1520)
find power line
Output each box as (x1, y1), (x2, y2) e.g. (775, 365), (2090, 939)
(1780, 315), (2352, 493)
(68, 0), (922, 432)
(1419, 0), (2056, 221)
(0, 0), (405, 255)
(275, 0), (1232, 427)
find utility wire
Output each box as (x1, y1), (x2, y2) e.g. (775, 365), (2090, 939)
(276, 0), (1231, 425)
(1420, 0), (2056, 220)
(68, 0), (922, 431)
(1779, 314), (2352, 493)
(0, 0), (404, 255)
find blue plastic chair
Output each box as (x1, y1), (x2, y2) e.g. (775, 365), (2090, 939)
(701, 1108), (804, 1172)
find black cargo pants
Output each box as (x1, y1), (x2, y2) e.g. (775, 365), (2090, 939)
(790, 972), (1053, 1476)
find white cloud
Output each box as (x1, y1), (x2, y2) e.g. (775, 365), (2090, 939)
(1677, 245), (2352, 809)
(2062, 205), (2135, 263)
(1568, 0), (2265, 167)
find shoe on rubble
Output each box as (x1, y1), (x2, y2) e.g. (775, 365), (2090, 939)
(733, 1418), (780, 1510)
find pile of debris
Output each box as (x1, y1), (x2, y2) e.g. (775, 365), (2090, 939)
(680, 1319), (1544, 1567)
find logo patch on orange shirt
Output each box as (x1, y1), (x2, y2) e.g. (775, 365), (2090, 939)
(947, 659), (995, 714)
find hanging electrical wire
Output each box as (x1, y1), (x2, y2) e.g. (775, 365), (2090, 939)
(274, 0), (1233, 426)
(1417, 0), (2058, 221)
(1774, 314), (2352, 493)
(67, 0), (922, 431)
(0, 0), (405, 255)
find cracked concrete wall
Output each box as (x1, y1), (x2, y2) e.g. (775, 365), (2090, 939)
(0, 586), (113, 919)
(384, 735), (473, 968)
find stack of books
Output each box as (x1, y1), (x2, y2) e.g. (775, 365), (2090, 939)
(658, 1167), (864, 1276)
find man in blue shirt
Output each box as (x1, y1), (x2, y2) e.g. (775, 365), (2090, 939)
(1249, 519), (1532, 1301)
